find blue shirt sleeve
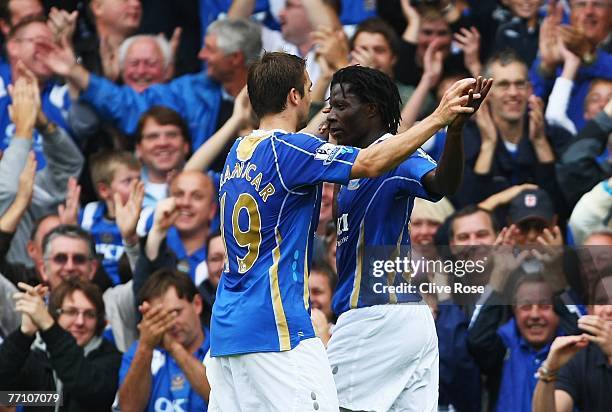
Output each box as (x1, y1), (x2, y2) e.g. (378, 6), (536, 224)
(394, 148), (439, 200)
(272, 133), (359, 189)
(118, 341), (138, 385)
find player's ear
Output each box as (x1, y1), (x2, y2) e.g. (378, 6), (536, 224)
(288, 87), (301, 106)
(366, 103), (378, 118)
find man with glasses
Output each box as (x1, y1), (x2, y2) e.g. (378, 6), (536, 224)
(39, 224), (138, 351)
(453, 49), (568, 213)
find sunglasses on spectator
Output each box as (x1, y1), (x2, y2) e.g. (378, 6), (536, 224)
(56, 307), (97, 320)
(45, 253), (92, 265)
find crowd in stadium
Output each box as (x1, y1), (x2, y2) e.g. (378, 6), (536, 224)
(0, 0), (610, 411)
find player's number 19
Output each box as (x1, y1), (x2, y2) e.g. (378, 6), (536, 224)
(220, 192), (262, 273)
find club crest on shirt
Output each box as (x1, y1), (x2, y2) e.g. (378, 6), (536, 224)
(347, 179), (360, 190)
(171, 374), (185, 392)
(315, 143), (352, 165)
(100, 232), (115, 244)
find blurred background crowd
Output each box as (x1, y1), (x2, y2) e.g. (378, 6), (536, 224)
(0, 0), (610, 411)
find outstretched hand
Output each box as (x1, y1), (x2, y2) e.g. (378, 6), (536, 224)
(115, 180), (145, 245)
(436, 76), (493, 127)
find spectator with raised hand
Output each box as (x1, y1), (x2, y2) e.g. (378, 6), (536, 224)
(531, 0), (612, 131)
(546, 36), (612, 137)
(395, 5), (469, 88)
(114, 178), (146, 271)
(533, 270), (612, 412)
(494, 0), (545, 66)
(138, 171), (217, 287)
(454, 26), (482, 76)
(229, 0), (341, 86)
(0, 278), (122, 412)
(545, 39), (583, 135)
(399, 38), (444, 132)
(0, 151), (36, 338)
(1, 16), (74, 166)
(310, 26), (349, 104)
(0, 68), (83, 272)
(184, 86), (255, 172)
(349, 18), (432, 116)
(454, 50), (570, 214)
(467, 260), (576, 412)
(119, 269), (210, 411)
(37, 18), (262, 171)
(77, 0), (142, 79)
(79, 151), (143, 285)
(557, 96), (612, 208)
(118, 34), (172, 93)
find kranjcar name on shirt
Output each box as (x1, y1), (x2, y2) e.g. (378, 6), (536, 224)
(219, 160), (276, 202)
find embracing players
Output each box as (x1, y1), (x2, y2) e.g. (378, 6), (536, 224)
(207, 51), (488, 411)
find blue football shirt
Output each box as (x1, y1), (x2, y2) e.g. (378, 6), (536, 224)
(80, 201), (124, 285)
(332, 134), (440, 317)
(212, 129), (359, 356)
(119, 330), (210, 412)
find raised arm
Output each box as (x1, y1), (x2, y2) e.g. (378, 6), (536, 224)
(0, 152), (36, 233)
(399, 39), (443, 131)
(532, 335), (586, 412)
(351, 77), (491, 179)
(185, 87), (253, 171)
(228, 0), (256, 19)
(36, 37), (186, 136)
(302, 0), (341, 31)
(545, 40), (580, 135)
(400, 0), (420, 44)
(424, 77), (494, 195)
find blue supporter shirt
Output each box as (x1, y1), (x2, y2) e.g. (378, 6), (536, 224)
(119, 330), (210, 412)
(212, 129), (359, 356)
(79, 201), (124, 285)
(495, 318), (563, 412)
(140, 209), (209, 287)
(332, 134), (439, 317)
(339, 0), (377, 24)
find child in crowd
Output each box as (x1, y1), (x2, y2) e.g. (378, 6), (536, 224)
(80, 151), (142, 285)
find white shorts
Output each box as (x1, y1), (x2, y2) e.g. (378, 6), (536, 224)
(205, 337), (339, 411)
(327, 304), (439, 412)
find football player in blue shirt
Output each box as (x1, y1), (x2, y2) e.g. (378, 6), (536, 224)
(326, 66), (492, 411)
(208, 51), (483, 410)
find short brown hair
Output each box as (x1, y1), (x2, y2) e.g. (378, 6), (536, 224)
(7, 14), (46, 40)
(89, 150), (140, 189)
(48, 278), (106, 336)
(419, 7), (446, 24)
(135, 106), (191, 145)
(247, 52), (306, 119)
(351, 18), (400, 57)
(447, 205), (498, 240)
(483, 49), (527, 78)
(138, 268), (199, 305)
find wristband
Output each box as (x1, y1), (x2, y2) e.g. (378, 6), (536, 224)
(536, 364), (558, 382)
